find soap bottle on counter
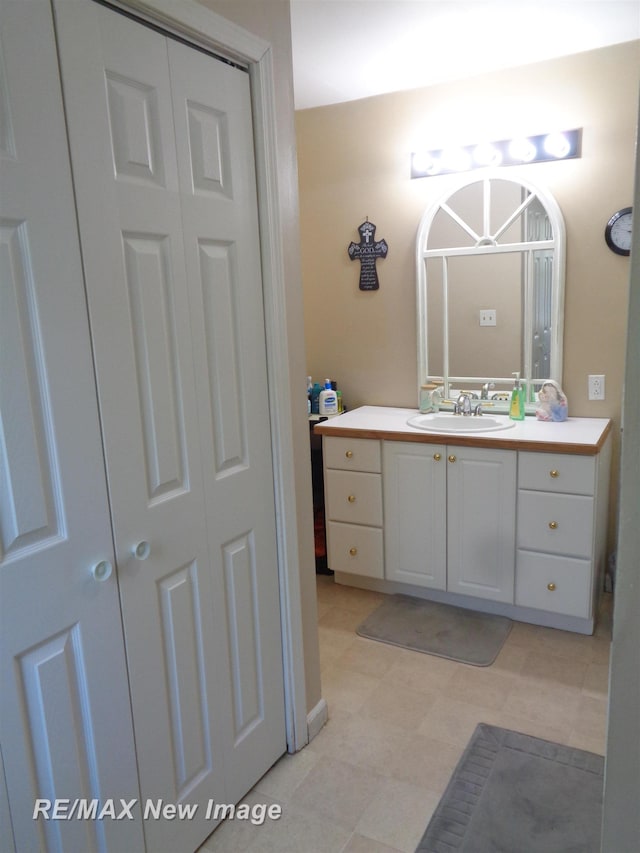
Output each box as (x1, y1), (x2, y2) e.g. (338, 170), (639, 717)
(509, 372), (525, 420)
(319, 379), (338, 415)
(311, 382), (322, 414)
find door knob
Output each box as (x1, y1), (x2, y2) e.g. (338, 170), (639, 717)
(433, 453), (441, 461)
(349, 547), (358, 556)
(448, 454), (457, 463)
(347, 495), (356, 503)
(547, 582), (557, 591)
(133, 540), (151, 560)
(92, 560), (113, 582)
(548, 521), (558, 530)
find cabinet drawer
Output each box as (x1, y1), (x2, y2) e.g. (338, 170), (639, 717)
(517, 490), (593, 557)
(324, 436), (381, 472)
(326, 470), (382, 525)
(518, 452), (595, 495)
(327, 521), (384, 578)
(516, 550), (592, 618)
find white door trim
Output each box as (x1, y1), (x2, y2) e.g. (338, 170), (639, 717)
(90, 0), (308, 754)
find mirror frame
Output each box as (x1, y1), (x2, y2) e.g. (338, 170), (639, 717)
(416, 170), (566, 410)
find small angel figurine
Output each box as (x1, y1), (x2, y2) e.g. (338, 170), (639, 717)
(536, 380), (568, 422)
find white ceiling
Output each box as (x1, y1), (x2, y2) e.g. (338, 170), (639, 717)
(290, 0), (640, 110)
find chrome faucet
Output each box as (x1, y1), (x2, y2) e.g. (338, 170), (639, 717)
(481, 381), (495, 400)
(455, 393), (472, 416)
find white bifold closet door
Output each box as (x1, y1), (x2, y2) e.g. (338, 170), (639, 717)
(2, 4), (289, 853)
(0, 1), (143, 851)
(53, 2), (287, 850)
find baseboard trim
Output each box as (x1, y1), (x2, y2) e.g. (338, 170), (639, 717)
(306, 698), (328, 743)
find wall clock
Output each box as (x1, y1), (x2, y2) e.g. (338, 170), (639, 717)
(604, 207), (633, 256)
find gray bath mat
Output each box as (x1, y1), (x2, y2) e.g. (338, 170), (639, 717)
(415, 723), (604, 852)
(356, 594), (512, 666)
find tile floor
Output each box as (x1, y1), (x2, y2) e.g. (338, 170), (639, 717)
(199, 576), (612, 853)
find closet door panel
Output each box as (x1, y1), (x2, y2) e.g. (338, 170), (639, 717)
(53, 5), (228, 851)
(55, 2), (286, 849)
(0, 1), (142, 850)
(168, 38), (286, 803)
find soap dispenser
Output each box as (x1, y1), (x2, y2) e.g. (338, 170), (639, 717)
(509, 372), (525, 421)
(319, 379), (338, 415)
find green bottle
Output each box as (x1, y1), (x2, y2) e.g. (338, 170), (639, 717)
(509, 372), (525, 420)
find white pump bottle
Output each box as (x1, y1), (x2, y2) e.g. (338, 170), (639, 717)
(318, 379), (338, 415)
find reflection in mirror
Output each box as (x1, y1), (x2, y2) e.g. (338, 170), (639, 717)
(416, 172), (565, 410)
(427, 254), (522, 378)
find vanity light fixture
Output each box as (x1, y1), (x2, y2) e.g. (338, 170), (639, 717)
(508, 137), (537, 163)
(472, 142), (502, 168)
(543, 131), (573, 159)
(411, 129), (581, 178)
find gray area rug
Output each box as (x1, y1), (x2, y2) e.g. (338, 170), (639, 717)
(415, 723), (604, 853)
(356, 594), (512, 666)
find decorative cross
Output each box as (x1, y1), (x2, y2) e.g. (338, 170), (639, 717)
(348, 219), (388, 291)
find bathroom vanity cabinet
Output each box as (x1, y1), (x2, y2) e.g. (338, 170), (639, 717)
(515, 452), (604, 618)
(324, 436), (384, 579)
(317, 407), (612, 634)
(384, 442), (516, 603)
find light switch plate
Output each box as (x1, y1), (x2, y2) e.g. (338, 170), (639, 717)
(479, 309), (497, 326)
(588, 374), (605, 400)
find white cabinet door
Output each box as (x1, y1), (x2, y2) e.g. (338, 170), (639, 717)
(383, 442), (515, 602)
(447, 446), (516, 603)
(383, 443), (447, 589)
(0, 2), (142, 851)
(54, 3), (285, 851)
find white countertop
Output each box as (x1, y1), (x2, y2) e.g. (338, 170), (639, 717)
(314, 406), (612, 455)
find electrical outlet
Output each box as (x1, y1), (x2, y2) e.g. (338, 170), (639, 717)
(588, 374), (606, 401)
(479, 309), (497, 326)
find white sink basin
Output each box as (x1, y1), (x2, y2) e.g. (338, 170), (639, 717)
(407, 413), (517, 433)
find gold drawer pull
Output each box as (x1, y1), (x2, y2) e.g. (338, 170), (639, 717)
(550, 469), (559, 478)
(345, 450), (353, 459)
(347, 494), (356, 503)
(349, 547), (358, 556)
(448, 454), (457, 463)
(433, 453), (442, 461)
(547, 582), (556, 591)
(548, 521), (558, 530)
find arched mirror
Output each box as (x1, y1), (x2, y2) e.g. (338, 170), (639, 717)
(416, 171), (565, 411)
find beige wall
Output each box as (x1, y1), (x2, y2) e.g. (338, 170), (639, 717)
(198, 0), (322, 715)
(297, 41), (640, 544)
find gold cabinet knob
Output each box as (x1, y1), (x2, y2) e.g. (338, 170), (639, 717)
(549, 521), (558, 529)
(550, 469), (559, 478)
(433, 453), (441, 461)
(547, 582), (556, 591)
(448, 455), (457, 463)
(347, 494), (356, 503)
(349, 547), (358, 556)
(345, 450), (353, 458)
